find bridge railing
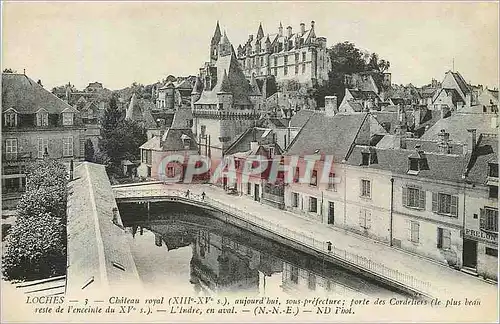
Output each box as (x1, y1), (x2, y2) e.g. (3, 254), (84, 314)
(114, 187), (442, 297)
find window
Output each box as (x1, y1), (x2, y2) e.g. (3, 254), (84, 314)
(142, 150), (147, 163)
(292, 192), (299, 207)
(167, 166), (175, 177)
(290, 266), (298, 283)
(274, 57), (278, 66)
(480, 208), (498, 232)
(4, 112), (17, 127)
(63, 137), (74, 157)
(361, 179), (371, 198)
(295, 65), (298, 75)
(284, 56), (288, 65)
(432, 193), (458, 217)
(284, 66), (288, 76)
(437, 228), (451, 249)
(309, 197), (317, 213)
(200, 125), (206, 137)
(302, 63), (306, 73)
(295, 53), (299, 62)
(308, 273), (316, 290)
(79, 138), (85, 157)
(485, 247), (498, 257)
(302, 52), (306, 62)
(247, 182), (252, 195)
(5, 139), (18, 161)
(361, 153), (370, 166)
(328, 173), (336, 191)
(37, 138), (48, 158)
(310, 170), (317, 187)
(260, 57), (263, 66)
(409, 158), (419, 171)
(62, 112), (74, 126)
(218, 103), (223, 110)
(36, 111), (48, 127)
(489, 186), (498, 199)
(409, 220), (420, 243)
(402, 187), (426, 209)
(489, 163), (498, 177)
(359, 209), (371, 229)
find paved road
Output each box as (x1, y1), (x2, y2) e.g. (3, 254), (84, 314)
(113, 182), (498, 301)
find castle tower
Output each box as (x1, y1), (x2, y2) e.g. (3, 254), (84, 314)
(217, 70), (233, 111)
(256, 23), (264, 41)
(219, 31), (233, 57)
(210, 21), (222, 62)
(191, 77), (203, 110)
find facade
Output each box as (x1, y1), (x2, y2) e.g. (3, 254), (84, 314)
(191, 26), (262, 159)
(2, 73), (100, 193)
(154, 77), (195, 110)
(236, 21), (330, 87)
(280, 107), (498, 280)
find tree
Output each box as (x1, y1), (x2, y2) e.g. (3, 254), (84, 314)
(3, 68), (16, 73)
(84, 139), (95, 162)
(2, 159), (68, 281)
(102, 95), (123, 131)
(367, 52), (390, 72)
(99, 119), (147, 174)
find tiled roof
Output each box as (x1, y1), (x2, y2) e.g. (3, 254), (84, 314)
(289, 109), (315, 128)
(349, 89), (380, 101)
(161, 128), (198, 151)
(224, 127), (274, 155)
(286, 113), (368, 162)
(345, 101), (364, 112)
(171, 108), (193, 129)
(195, 48), (252, 106)
(2, 73), (77, 114)
(140, 136), (161, 150)
(449, 71), (471, 96)
(421, 113), (497, 143)
(371, 111), (399, 134)
(347, 145), (469, 183)
(465, 134), (498, 184)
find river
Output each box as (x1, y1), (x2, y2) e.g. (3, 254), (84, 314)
(118, 201), (405, 299)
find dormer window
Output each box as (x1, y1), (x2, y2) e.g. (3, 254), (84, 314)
(409, 158), (419, 172)
(181, 134), (191, 149)
(489, 163), (498, 178)
(36, 110), (49, 127)
(407, 146), (428, 175)
(62, 112), (74, 126)
(360, 149), (377, 166)
(4, 111), (18, 127)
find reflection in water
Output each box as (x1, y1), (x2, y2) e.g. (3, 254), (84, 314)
(119, 202), (403, 298)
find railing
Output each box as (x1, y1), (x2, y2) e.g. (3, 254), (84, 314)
(114, 187), (439, 297)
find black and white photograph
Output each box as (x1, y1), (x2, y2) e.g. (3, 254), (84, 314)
(1, 1), (498, 322)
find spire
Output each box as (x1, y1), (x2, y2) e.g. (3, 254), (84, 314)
(278, 22), (283, 36)
(211, 20), (222, 45)
(126, 93), (140, 121)
(222, 30), (229, 45)
(257, 23), (264, 40)
(219, 70), (231, 94)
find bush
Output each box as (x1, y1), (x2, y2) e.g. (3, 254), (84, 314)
(2, 159), (68, 281)
(2, 213), (66, 281)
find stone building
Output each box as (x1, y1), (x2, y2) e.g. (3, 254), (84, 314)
(2, 72), (100, 194)
(191, 27), (262, 159)
(236, 21), (330, 87)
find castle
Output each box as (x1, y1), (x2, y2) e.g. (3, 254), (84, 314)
(236, 21), (331, 87)
(190, 23), (263, 159)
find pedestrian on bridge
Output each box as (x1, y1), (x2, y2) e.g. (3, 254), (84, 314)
(185, 189), (190, 198)
(201, 191), (206, 201)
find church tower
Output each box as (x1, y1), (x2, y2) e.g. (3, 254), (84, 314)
(210, 21), (222, 63)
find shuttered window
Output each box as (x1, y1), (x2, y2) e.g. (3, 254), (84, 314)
(359, 209), (372, 229)
(408, 220), (420, 243)
(402, 187), (426, 209)
(432, 192), (458, 217)
(437, 227), (451, 249)
(480, 208), (498, 232)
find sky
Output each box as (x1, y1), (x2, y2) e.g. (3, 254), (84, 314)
(2, 1), (499, 91)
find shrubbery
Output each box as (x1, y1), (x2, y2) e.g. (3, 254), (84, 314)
(2, 159), (68, 281)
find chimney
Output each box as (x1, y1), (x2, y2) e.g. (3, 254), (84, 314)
(300, 22), (305, 35)
(311, 20), (315, 29)
(287, 26), (292, 38)
(437, 129), (451, 154)
(467, 129), (477, 153)
(397, 125), (407, 149)
(324, 96), (338, 117)
(37, 79), (43, 87)
(250, 141), (259, 151)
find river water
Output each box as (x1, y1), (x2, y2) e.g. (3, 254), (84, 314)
(118, 202), (404, 299)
